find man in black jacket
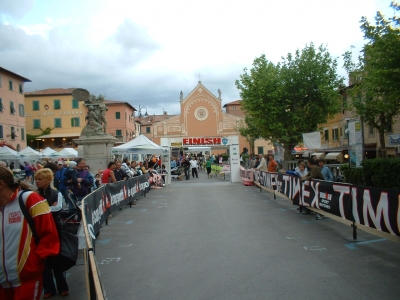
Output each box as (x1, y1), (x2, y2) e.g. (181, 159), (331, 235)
(113, 161), (127, 181)
(181, 158), (191, 180)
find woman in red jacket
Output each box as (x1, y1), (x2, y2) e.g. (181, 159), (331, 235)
(0, 167), (60, 300)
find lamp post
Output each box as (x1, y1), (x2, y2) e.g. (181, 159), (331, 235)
(135, 106), (148, 118)
(345, 117), (352, 184)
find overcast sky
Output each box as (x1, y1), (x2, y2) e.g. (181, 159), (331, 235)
(0, 0), (395, 115)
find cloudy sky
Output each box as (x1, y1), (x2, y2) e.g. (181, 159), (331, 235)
(0, 0), (395, 115)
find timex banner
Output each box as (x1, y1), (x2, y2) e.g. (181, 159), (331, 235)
(254, 170), (400, 237)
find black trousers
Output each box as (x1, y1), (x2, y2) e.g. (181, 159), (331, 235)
(43, 265), (69, 294)
(191, 168), (198, 178)
(184, 167), (190, 179)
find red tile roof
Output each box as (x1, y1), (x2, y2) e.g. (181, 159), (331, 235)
(0, 67), (31, 82)
(223, 100), (242, 107)
(104, 100), (137, 111)
(25, 88), (76, 96)
(137, 114), (177, 125)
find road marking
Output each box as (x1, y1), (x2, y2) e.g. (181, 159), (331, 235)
(344, 238), (387, 250)
(304, 246), (327, 251)
(118, 244), (133, 247)
(110, 220), (134, 225)
(286, 236), (301, 239)
(99, 257), (121, 264)
(96, 239), (111, 245)
(141, 209), (147, 212)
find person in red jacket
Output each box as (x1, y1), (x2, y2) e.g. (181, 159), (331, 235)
(0, 166), (60, 300)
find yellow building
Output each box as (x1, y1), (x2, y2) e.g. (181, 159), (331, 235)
(317, 88), (400, 161)
(24, 88), (85, 150)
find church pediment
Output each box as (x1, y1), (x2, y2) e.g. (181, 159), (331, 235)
(180, 81), (221, 104)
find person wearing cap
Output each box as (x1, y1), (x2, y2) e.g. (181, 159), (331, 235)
(54, 160), (69, 208)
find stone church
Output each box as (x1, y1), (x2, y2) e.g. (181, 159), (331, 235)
(141, 81), (250, 154)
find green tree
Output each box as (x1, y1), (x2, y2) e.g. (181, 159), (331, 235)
(343, 8), (400, 158)
(236, 43), (343, 160)
(236, 116), (258, 154)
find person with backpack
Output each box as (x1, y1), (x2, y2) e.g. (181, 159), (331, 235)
(35, 168), (69, 298)
(0, 166), (59, 300)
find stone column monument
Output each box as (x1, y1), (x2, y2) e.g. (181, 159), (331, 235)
(72, 88), (117, 173)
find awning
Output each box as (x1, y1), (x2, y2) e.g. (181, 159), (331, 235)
(325, 152), (343, 162)
(311, 152), (325, 158)
(38, 133), (80, 139)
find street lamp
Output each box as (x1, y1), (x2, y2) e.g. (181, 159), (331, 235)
(135, 105), (148, 118)
(345, 117), (350, 166)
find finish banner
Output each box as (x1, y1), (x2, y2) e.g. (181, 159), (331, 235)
(84, 174), (150, 238)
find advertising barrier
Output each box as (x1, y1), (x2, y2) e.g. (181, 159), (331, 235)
(250, 170), (400, 238)
(84, 173), (150, 239)
(82, 173), (151, 300)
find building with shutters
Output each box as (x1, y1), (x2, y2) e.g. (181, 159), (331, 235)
(25, 88), (138, 151)
(0, 67), (31, 151)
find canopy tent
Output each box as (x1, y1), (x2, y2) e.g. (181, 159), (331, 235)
(57, 148), (78, 158)
(111, 135), (167, 155)
(48, 151), (68, 159)
(0, 146), (29, 160)
(311, 152), (326, 159)
(40, 147), (56, 157)
(325, 152), (343, 162)
(19, 146), (41, 159)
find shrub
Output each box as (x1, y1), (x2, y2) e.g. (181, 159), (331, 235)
(221, 154), (229, 161)
(340, 158), (400, 190)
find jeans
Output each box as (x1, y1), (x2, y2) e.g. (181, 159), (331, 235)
(184, 167), (190, 179)
(191, 168), (198, 178)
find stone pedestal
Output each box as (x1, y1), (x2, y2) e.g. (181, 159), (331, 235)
(74, 135), (118, 174)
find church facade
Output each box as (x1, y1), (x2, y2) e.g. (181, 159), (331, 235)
(141, 81), (250, 154)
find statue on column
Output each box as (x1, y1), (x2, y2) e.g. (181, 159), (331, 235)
(72, 88), (111, 137)
(180, 91), (183, 101)
(218, 89), (222, 100)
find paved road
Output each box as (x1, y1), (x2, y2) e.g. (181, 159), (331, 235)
(71, 170), (400, 299)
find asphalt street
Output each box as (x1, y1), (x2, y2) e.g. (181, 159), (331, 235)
(69, 169), (400, 300)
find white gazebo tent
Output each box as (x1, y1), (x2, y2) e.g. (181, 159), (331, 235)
(0, 146), (29, 160)
(111, 135), (169, 184)
(0, 147), (30, 171)
(19, 146), (41, 159)
(57, 148), (78, 158)
(40, 147), (56, 158)
(111, 135), (167, 155)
